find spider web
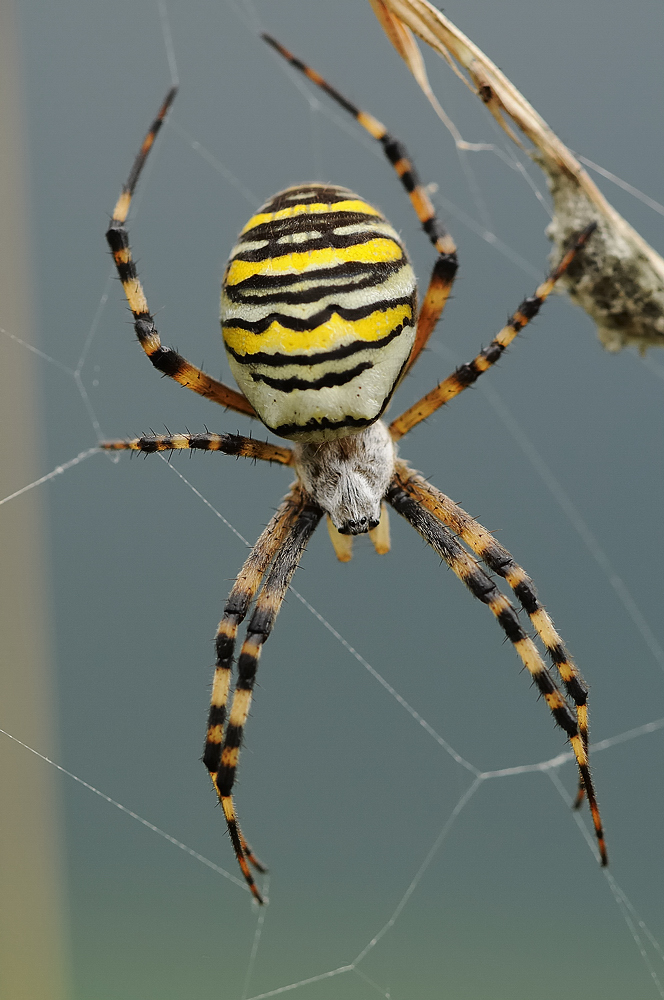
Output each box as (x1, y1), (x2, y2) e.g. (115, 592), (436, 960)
(3, 0), (664, 997)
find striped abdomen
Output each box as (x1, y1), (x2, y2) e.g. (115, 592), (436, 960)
(221, 184), (417, 442)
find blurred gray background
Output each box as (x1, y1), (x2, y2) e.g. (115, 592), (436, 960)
(3, 0), (664, 996)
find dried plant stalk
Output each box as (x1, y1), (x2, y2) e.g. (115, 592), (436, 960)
(371, 0), (664, 352)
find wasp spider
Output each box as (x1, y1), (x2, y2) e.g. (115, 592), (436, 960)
(102, 35), (605, 902)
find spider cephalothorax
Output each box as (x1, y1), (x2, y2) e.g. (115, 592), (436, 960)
(294, 421), (395, 534)
(102, 34), (605, 903)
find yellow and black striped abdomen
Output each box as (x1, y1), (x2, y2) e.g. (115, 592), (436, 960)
(221, 185), (417, 441)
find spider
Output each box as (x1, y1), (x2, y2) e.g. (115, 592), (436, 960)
(102, 34), (606, 903)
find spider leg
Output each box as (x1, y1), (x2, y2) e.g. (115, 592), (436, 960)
(199, 484), (306, 897)
(389, 224), (597, 440)
(105, 90), (257, 419)
(394, 460), (592, 808)
(202, 483), (304, 782)
(572, 778), (588, 810)
(386, 477), (607, 866)
(100, 431), (293, 464)
(392, 460), (590, 757)
(211, 488), (323, 902)
(262, 34), (458, 372)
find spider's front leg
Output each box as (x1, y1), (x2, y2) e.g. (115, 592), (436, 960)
(392, 460), (593, 800)
(386, 474), (608, 866)
(206, 485), (322, 902)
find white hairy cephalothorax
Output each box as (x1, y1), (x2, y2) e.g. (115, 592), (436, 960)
(294, 420), (395, 534)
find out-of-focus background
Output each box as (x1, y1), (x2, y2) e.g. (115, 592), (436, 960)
(2, 0), (663, 997)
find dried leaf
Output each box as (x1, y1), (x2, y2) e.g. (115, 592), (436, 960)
(371, 0), (664, 351)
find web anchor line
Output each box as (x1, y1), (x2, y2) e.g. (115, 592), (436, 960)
(0, 727), (247, 891)
(0, 448), (100, 506)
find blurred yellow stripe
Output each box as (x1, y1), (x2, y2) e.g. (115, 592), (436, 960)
(0, 3), (70, 997)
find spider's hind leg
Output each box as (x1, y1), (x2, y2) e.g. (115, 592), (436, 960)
(106, 88), (256, 418)
(262, 33), (459, 373)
